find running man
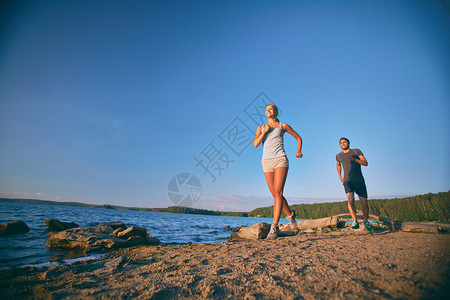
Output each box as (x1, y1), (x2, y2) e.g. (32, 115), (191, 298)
(336, 137), (373, 232)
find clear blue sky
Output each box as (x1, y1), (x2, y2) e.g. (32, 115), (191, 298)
(1, 0), (449, 212)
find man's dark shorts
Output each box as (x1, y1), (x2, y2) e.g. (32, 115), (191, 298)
(343, 181), (368, 198)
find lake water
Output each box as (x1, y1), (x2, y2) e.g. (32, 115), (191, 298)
(0, 201), (280, 270)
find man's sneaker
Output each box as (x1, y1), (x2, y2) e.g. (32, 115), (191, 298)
(364, 222), (374, 233)
(287, 209), (297, 231)
(266, 224), (279, 240)
(351, 221), (360, 229)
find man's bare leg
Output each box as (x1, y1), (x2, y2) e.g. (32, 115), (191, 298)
(359, 196), (369, 223)
(347, 192), (358, 222)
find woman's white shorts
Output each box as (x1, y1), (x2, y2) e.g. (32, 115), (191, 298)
(261, 156), (289, 172)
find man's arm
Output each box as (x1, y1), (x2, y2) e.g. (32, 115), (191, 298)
(336, 161), (344, 182)
(351, 155), (368, 166)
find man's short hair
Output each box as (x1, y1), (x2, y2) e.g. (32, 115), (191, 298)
(339, 137), (350, 144)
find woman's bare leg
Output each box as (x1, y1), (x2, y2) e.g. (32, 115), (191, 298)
(281, 196), (292, 216)
(264, 167), (290, 224)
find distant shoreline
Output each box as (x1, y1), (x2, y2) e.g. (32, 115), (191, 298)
(2, 190), (449, 223)
(0, 198), (249, 217)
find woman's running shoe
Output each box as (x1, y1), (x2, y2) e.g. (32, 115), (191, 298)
(266, 224), (279, 240)
(287, 209), (297, 231)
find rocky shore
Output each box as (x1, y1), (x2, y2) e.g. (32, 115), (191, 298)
(1, 226), (449, 299)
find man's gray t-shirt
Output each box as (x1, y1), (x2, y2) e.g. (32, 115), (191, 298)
(336, 149), (365, 183)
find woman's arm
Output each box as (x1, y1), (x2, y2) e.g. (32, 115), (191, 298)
(282, 123), (303, 157)
(254, 124), (269, 147)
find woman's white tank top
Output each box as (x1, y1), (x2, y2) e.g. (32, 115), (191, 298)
(262, 123), (286, 160)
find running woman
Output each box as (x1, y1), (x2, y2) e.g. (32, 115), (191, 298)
(254, 104), (303, 239)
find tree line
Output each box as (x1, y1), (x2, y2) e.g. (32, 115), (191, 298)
(2, 191), (448, 222)
(248, 191), (450, 223)
(141, 206), (248, 217)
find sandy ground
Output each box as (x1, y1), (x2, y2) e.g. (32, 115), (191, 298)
(1, 228), (449, 299)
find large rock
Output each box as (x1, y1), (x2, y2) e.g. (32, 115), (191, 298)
(0, 220), (30, 236)
(296, 216), (339, 230)
(46, 224), (160, 250)
(230, 222), (270, 240)
(45, 219), (79, 232)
